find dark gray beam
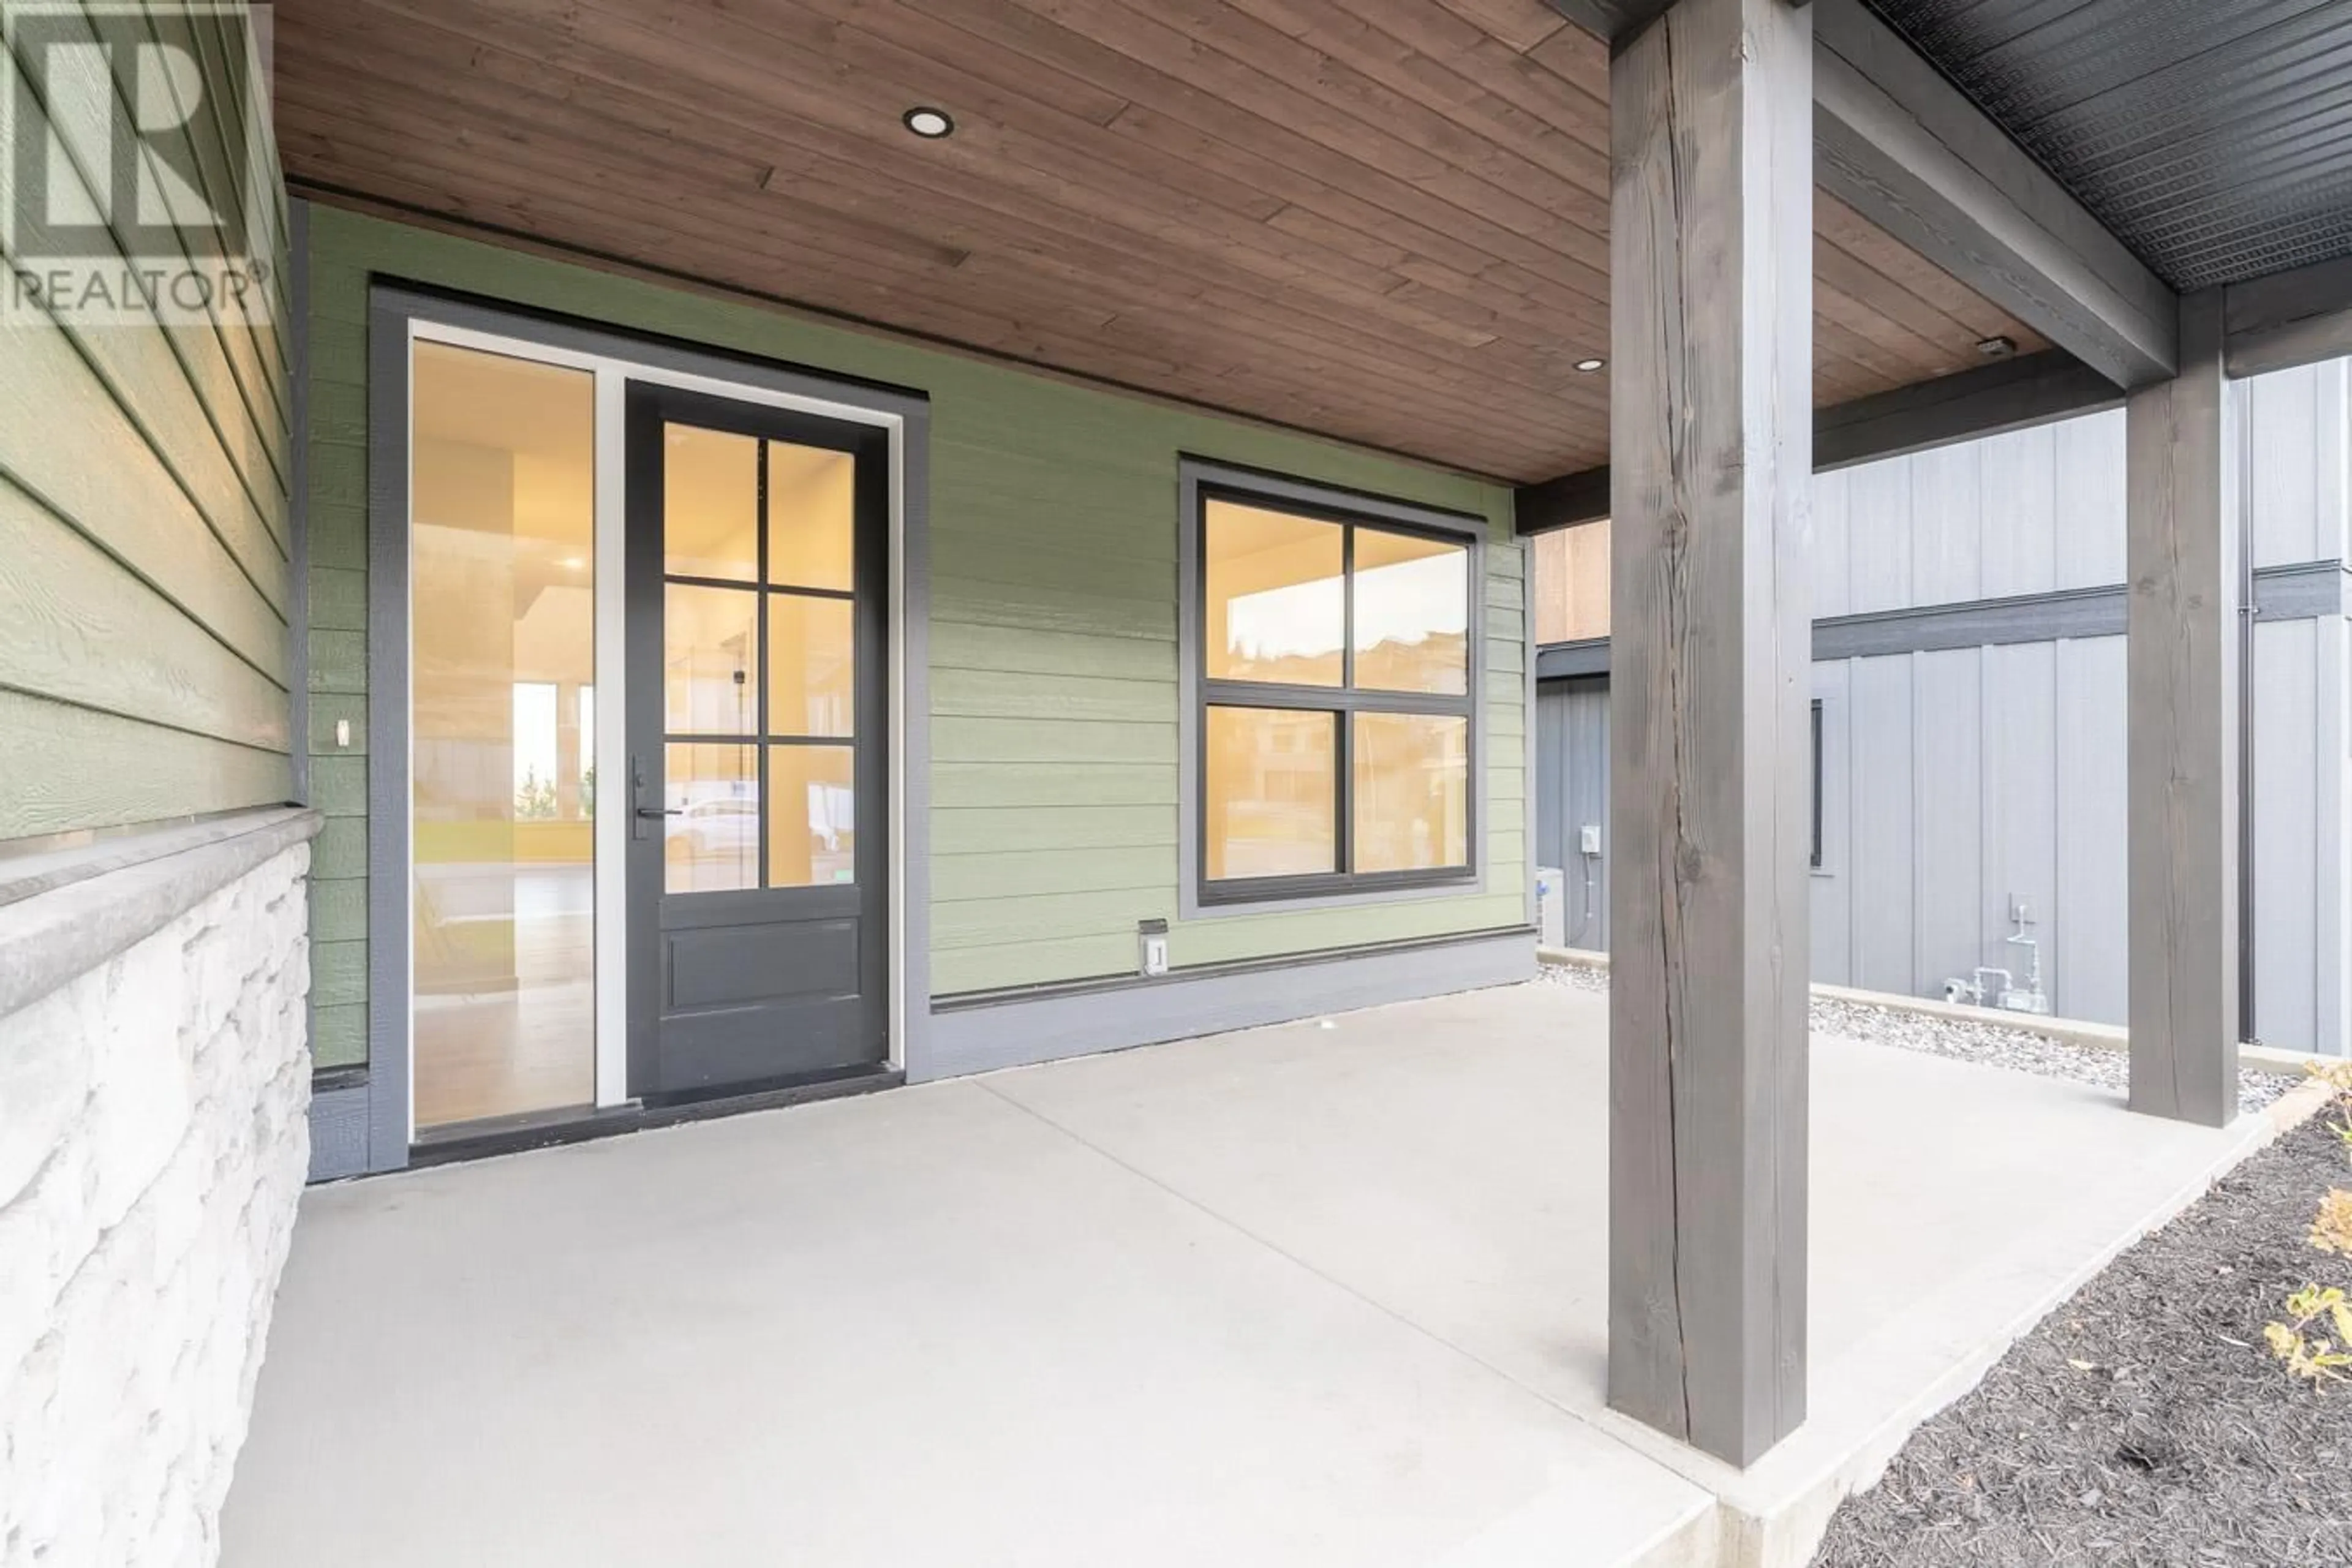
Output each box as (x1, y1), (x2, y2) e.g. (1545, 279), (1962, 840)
(2126, 289), (2241, 1127)
(1811, 0), (2175, 390)
(1607, 0), (1811, 1469)
(1517, 349), (2119, 536)
(1541, 2), (1678, 39)
(2223, 252), (2352, 379)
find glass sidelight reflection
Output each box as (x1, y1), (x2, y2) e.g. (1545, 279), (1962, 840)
(409, 340), (597, 1132)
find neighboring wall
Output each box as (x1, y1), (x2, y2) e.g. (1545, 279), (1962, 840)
(0, 4), (293, 837)
(301, 207), (1528, 1076)
(1536, 361), (2352, 1054)
(0, 7), (312, 1565)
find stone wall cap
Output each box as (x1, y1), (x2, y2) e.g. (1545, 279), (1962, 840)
(0, 807), (324, 1020)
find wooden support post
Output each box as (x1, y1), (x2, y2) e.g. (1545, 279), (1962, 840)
(2127, 290), (2242, 1125)
(1607, 0), (1812, 1466)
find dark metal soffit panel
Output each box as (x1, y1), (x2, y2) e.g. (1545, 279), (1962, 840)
(1865, 1), (2352, 291)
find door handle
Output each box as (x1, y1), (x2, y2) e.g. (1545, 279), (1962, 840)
(630, 753), (677, 841)
(636, 807), (681, 820)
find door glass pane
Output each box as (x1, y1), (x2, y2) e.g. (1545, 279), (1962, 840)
(1204, 706), (1336, 880)
(1352, 712), (1469, 872)
(767, 441), (855, 591)
(665, 424), (759, 581)
(1353, 528), (1469, 695)
(664, 584), (759, 734)
(666, 744), (758, 893)
(769, 745), (856, 886)
(767, 594), (854, 737)
(1204, 499), (1343, 686)
(409, 340), (596, 1131)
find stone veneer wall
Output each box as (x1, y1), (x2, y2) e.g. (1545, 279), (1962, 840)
(1, 838), (315, 1567)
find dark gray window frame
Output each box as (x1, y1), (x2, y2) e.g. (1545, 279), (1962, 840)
(1177, 458), (1485, 915)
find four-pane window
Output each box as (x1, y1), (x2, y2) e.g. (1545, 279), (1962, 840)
(1197, 484), (1477, 901)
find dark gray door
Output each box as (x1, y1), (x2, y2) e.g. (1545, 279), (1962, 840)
(625, 383), (888, 1103)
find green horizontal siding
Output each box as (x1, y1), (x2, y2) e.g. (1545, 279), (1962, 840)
(0, 2), (290, 839)
(303, 203), (1525, 1056)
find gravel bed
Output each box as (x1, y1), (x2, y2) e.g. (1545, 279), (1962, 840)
(1534, 963), (2297, 1113)
(1812, 1111), (2352, 1567)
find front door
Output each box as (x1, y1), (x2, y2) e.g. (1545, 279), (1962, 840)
(624, 383), (888, 1102)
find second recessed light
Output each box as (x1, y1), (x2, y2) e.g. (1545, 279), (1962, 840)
(902, 107), (955, 139)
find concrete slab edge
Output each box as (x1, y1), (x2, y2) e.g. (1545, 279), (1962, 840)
(1729, 1074), (2339, 1568)
(1535, 948), (2325, 1075)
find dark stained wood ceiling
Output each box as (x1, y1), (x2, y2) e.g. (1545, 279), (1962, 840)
(274, 0), (2048, 482)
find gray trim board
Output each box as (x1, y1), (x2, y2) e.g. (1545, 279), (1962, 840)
(347, 284), (935, 1170)
(922, 926), (1535, 1080)
(288, 196), (311, 807)
(364, 293), (410, 1174)
(0, 807), (322, 1020)
(1517, 350), (2123, 537)
(1175, 457), (1491, 921)
(306, 1078), (370, 1182)
(1535, 561), (2346, 676)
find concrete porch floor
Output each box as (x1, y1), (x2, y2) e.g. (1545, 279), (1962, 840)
(222, 981), (2301, 1568)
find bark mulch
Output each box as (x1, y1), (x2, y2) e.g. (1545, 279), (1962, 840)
(1812, 1107), (2352, 1568)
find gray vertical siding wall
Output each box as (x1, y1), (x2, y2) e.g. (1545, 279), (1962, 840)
(1534, 679), (1611, 950)
(1537, 358), (2352, 1054)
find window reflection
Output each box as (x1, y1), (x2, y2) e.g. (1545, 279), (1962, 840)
(1205, 707), (1336, 879)
(409, 341), (596, 1130)
(1204, 499), (1344, 685)
(1352, 712), (1469, 872)
(1353, 529), (1468, 695)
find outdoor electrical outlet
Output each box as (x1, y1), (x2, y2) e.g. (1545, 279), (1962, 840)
(1580, 823), (1602, 855)
(1137, 919), (1170, 977)
(336, 718), (351, 748)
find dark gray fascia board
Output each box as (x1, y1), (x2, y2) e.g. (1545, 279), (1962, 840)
(1540, 1), (1676, 40)
(1517, 350), (2119, 537)
(1815, 349), (2122, 472)
(1534, 562), (2345, 676)
(1515, 465), (1613, 536)
(2223, 252), (2352, 380)
(1534, 638), (1611, 680)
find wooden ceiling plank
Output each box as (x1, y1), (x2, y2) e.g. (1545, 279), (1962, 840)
(1131, 0), (1614, 222)
(1001, 0), (1610, 276)
(285, 100), (1587, 466)
(1433, 0), (1574, 56)
(1258, 0), (1613, 173)
(289, 12), (1586, 383)
(1813, 192), (2045, 345)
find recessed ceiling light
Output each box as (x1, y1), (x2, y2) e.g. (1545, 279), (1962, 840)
(1574, 357), (1606, 373)
(902, 107), (955, 139)
(1975, 334), (2017, 359)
